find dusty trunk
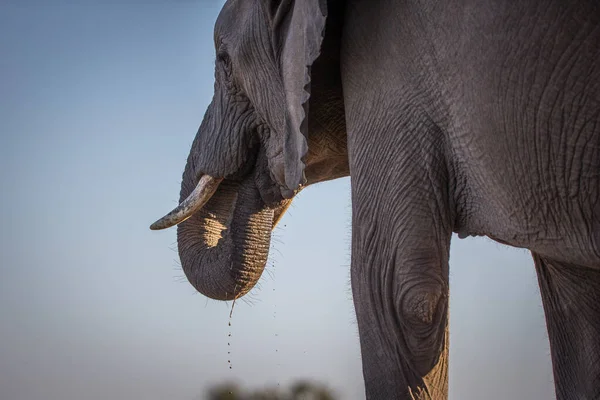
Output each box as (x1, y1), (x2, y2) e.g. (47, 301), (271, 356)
(177, 170), (274, 300)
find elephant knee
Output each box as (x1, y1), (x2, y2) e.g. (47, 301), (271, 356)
(402, 288), (441, 325)
(396, 282), (447, 373)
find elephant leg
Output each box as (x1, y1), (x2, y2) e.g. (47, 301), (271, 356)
(532, 253), (600, 399)
(347, 109), (452, 399)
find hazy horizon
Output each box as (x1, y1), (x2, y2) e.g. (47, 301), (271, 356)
(1, 1), (555, 399)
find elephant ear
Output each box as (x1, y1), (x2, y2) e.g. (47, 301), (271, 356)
(270, 0), (327, 197)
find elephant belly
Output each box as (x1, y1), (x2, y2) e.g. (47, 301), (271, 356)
(452, 93), (600, 269)
(437, 0), (600, 269)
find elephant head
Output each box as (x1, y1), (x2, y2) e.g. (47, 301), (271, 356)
(151, 0), (347, 300)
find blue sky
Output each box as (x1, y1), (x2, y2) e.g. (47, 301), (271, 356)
(1, 2), (555, 399)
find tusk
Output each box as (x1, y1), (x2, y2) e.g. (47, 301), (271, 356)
(150, 175), (223, 230)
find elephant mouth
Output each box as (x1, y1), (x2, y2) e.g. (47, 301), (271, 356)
(150, 153), (289, 233)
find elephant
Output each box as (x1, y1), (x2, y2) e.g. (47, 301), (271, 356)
(150, 0), (600, 398)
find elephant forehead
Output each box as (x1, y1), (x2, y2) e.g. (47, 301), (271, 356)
(214, 1), (257, 45)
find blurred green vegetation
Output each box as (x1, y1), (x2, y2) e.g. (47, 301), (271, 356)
(205, 380), (336, 400)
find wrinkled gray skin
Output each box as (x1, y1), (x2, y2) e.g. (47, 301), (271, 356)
(156, 0), (600, 398)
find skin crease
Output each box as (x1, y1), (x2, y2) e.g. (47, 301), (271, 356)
(158, 0), (600, 399)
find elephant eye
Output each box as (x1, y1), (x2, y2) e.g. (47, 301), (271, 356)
(216, 51), (231, 67)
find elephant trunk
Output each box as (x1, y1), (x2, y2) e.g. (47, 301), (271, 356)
(176, 168), (274, 300)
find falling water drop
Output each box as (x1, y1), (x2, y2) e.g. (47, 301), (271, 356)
(229, 299), (236, 319)
(227, 299), (237, 371)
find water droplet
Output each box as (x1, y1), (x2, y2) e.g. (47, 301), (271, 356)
(229, 299), (237, 319)
(227, 300), (235, 372)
